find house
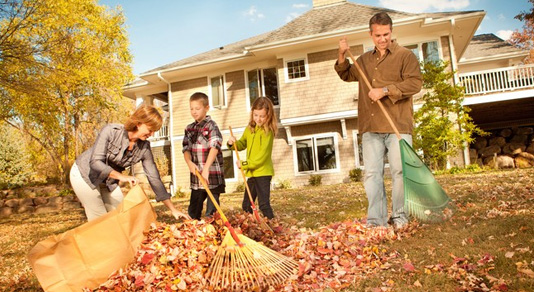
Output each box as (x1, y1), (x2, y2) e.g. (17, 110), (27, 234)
(122, 0), (532, 192)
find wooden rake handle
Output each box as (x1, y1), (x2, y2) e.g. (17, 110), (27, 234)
(228, 126), (262, 220)
(345, 50), (402, 140)
(194, 169), (243, 246)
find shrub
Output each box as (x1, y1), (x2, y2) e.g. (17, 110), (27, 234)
(58, 189), (75, 197)
(235, 182), (245, 193)
(349, 168), (363, 182)
(276, 179), (292, 190)
(308, 174), (322, 186)
(155, 156), (169, 177)
(0, 124), (34, 189)
(173, 186), (189, 198)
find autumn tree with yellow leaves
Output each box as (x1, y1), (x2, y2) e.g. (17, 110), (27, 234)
(1, 0), (133, 185)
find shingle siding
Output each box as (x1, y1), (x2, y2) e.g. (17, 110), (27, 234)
(279, 46), (362, 120)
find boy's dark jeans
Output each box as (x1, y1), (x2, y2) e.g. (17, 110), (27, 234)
(188, 188), (221, 220)
(242, 176), (274, 219)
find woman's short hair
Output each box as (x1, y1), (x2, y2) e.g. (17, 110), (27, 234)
(124, 104), (163, 132)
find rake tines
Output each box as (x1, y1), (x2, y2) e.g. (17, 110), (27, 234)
(194, 170), (297, 291)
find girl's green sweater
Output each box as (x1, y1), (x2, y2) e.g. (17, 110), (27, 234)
(232, 126), (274, 177)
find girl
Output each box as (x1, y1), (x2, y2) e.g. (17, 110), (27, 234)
(227, 97), (277, 219)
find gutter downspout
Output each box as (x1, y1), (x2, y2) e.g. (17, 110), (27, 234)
(157, 72), (177, 195)
(449, 19), (471, 167)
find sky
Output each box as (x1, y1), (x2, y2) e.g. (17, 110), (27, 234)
(99, 0), (533, 75)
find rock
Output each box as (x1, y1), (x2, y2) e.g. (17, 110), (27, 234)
(469, 148), (478, 161)
(502, 143), (526, 155)
(500, 128), (513, 138)
(489, 137), (506, 147)
(472, 137), (487, 150)
(517, 152), (534, 166)
(21, 198), (34, 206)
(479, 145), (501, 158)
(21, 189), (37, 198)
(17, 205), (35, 214)
(0, 200), (3, 208)
(0, 207), (13, 218)
(4, 199), (19, 208)
(515, 157), (531, 168)
(510, 134), (528, 144)
(34, 197), (48, 205)
(47, 196), (64, 206)
(516, 127), (533, 135)
(527, 143), (534, 155)
(497, 155), (515, 168)
(35, 205), (61, 214)
(62, 201), (82, 210)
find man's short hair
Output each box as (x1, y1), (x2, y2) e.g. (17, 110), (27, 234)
(190, 92), (209, 106)
(369, 12), (393, 31)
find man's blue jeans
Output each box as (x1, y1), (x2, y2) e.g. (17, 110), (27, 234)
(362, 132), (412, 227)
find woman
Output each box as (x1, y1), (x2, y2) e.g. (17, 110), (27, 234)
(70, 104), (189, 221)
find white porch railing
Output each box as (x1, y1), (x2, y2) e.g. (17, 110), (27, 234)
(458, 64), (534, 95)
(151, 122), (169, 140)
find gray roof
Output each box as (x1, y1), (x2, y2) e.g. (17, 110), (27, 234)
(462, 33), (526, 60)
(141, 1), (482, 75)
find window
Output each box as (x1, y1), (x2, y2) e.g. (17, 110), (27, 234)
(294, 134), (339, 174)
(222, 149), (235, 180)
(210, 75), (226, 108)
(246, 68), (279, 106)
(352, 130), (363, 168)
(352, 130), (390, 169)
(287, 59), (306, 79)
(405, 40), (440, 63)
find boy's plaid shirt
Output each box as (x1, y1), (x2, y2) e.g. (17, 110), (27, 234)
(182, 116), (225, 190)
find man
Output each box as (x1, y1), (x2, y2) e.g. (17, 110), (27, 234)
(335, 12), (422, 230)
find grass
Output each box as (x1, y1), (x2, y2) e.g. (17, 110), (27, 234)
(1, 168), (533, 291)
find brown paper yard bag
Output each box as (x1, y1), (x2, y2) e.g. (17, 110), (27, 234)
(28, 185), (157, 292)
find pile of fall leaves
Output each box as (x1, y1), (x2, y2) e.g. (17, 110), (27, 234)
(85, 212), (404, 291)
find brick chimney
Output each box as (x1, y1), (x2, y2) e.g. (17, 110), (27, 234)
(312, 0), (347, 8)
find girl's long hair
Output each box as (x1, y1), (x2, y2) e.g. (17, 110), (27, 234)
(248, 97), (277, 135)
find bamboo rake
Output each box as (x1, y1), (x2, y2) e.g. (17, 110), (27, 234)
(229, 126), (274, 234)
(194, 170), (297, 290)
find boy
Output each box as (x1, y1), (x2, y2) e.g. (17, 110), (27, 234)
(182, 92), (225, 219)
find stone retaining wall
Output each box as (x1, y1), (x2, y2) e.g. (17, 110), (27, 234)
(0, 195), (82, 219)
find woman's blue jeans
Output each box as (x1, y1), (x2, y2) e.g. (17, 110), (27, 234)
(362, 132), (412, 227)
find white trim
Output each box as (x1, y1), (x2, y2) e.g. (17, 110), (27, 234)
(284, 56), (310, 83)
(281, 110), (358, 126)
(208, 74), (227, 109)
(156, 72), (177, 194)
(285, 126), (293, 146)
(149, 139), (171, 148)
(462, 89), (534, 105)
(340, 119), (347, 140)
(292, 132), (341, 175)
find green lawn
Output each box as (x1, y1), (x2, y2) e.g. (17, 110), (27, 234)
(1, 168), (533, 291)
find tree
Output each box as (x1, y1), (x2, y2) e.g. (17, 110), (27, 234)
(414, 61), (485, 170)
(509, 0), (534, 62)
(0, 123), (34, 189)
(1, 0), (134, 184)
